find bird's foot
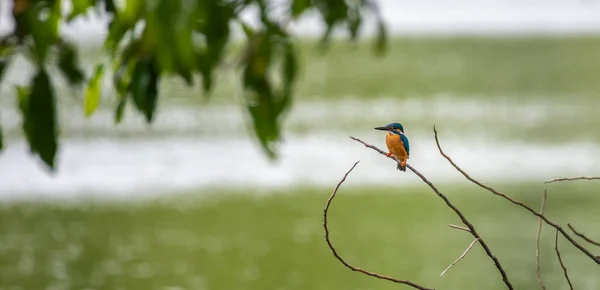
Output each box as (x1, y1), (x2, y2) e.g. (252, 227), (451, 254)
(385, 152), (393, 157)
(400, 160), (406, 167)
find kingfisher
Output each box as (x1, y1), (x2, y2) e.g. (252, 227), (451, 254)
(374, 122), (410, 171)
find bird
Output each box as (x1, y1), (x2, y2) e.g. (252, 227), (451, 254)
(374, 122), (410, 171)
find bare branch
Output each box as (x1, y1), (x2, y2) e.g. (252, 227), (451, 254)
(433, 125), (600, 265)
(555, 230), (574, 290)
(545, 177), (600, 184)
(440, 238), (480, 277)
(535, 190), (548, 290)
(568, 223), (600, 247)
(449, 224), (471, 233)
(323, 161), (433, 290)
(350, 136), (513, 290)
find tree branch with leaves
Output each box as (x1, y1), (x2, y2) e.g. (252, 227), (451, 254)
(0, 0), (388, 170)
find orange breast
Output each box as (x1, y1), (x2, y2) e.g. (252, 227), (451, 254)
(385, 132), (408, 161)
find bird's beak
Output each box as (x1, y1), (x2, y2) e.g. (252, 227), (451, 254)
(374, 126), (389, 131)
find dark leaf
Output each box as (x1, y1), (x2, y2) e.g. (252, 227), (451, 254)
(105, 20), (128, 54)
(0, 58), (7, 84)
(115, 97), (127, 124)
(242, 33), (280, 159)
(197, 57), (213, 93)
(128, 60), (159, 122)
(84, 64), (104, 117)
(68, 0), (93, 21)
(277, 42), (298, 115)
(103, 0), (117, 14)
(17, 69), (58, 170)
(0, 38), (11, 81)
(318, 0), (348, 27)
(292, 0), (311, 17)
(176, 67), (194, 86)
(205, 2), (232, 64)
(14, 1), (61, 64)
(57, 42), (85, 85)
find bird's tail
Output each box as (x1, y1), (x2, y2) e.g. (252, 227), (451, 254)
(397, 163), (406, 172)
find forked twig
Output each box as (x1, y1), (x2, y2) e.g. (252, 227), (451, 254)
(535, 190), (548, 290)
(555, 230), (574, 290)
(440, 238), (480, 277)
(545, 177), (600, 184)
(433, 125), (600, 265)
(568, 223), (600, 247)
(449, 224), (471, 233)
(323, 161), (433, 290)
(350, 136), (513, 290)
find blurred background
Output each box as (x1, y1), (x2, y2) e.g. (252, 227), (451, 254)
(1, 0), (600, 289)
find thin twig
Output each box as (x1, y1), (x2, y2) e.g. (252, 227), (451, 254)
(440, 238), (480, 277)
(535, 190), (548, 290)
(555, 230), (574, 290)
(323, 161), (433, 290)
(350, 136), (513, 290)
(545, 177), (600, 184)
(568, 223), (600, 247)
(433, 125), (600, 265)
(449, 224), (471, 233)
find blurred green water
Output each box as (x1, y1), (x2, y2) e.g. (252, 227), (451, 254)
(2, 36), (600, 289)
(1, 182), (599, 290)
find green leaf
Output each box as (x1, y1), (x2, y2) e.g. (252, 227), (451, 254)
(105, 19), (129, 53)
(242, 33), (280, 159)
(69, 0), (93, 21)
(57, 42), (85, 85)
(292, 0), (311, 17)
(14, 0), (62, 64)
(17, 69), (58, 170)
(84, 64), (105, 117)
(277, 42), (298, 115)
(115, 97), (127, 124)
(196, 53), (213, 93)
(129, 60), (159, 122)
(15, 85), (32, 147)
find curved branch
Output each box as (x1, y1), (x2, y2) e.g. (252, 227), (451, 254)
(545, 177), (600, 184)
(350, 137), (513, 290)
(568, 223), (600, 247)
(555, 230), (574, 290)
(323, 161), (434, 290)
(535, 191), (548, 290)
(432, 125), (600, 265)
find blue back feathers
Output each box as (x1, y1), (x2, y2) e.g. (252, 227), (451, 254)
(385, 122), (409, 155)
(400, 134), (410, 155)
